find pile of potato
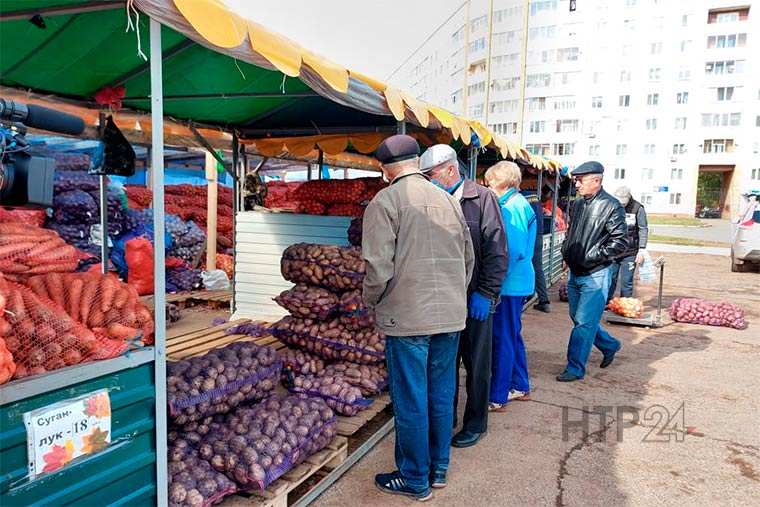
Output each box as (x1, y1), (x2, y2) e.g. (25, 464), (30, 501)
(323, 361), (387, 397)
(199, 395), (336, 490)
(277, 348), (326, 380)
(271, 316), (385, 365)
(274, 284), (339, 320)
(167, 342), (281, 424)
(168, 439), (236, 507)
(281, 243), (365, 292)
(290, 373), (369, 416)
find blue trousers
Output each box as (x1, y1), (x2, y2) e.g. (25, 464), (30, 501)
(489, 296), (530, 404)
(565, 265), (621, 378)
(609, 254), (636, 300)
(385, 332), (460, 491)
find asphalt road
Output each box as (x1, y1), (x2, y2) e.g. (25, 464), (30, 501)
(650, 219), (731, 244)
(314, 252), (760, 507)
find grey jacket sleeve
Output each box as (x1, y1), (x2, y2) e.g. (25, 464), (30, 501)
(477, 191), (508, 299)
(637, 205), (648, 249)
(361, 198), (396, 308)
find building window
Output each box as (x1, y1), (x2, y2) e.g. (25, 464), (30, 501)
(641, 193), (653, 205)
(717, 86), (734, 101)
(557, 47), (580, 62)
(527, 73), (552, 88)
(526, 97), (546, 112)
(468, 103), (484, 118)
(616, 144), (628, 156)
(591, 96), (603, 108)
(703, 139), (734, 153)
(643, 144), (656, 155)
(468, 37), (486, 53)
(526, 143), (551, 156)
(681, 14), (689, 26)
(553, 97), (576, 110)
(619, 94), (631, 107)
(451, 89), (462, 104)
(529, 121), (545, 133)
(677, 68), (691, 80)
(646, 118), (658, 130)
(642, 168), (654, 180)
(589, 144), (600, 156)
(670, 193), (682, 205)
(672, 143), (687, 155)
(674, 117), (687, 130)
(619, 70), (632, 82)
(680, 40), (692, 52)
(556, 119), (579, 133)
(701, 113), (742, 127)
(650, 41), (662, 54)
(671, 168), (684, 180)
(648, 67), (661, 81)
(676, 92), (689, 104)
(705, 60), (745, 75)
(553, 143), (575, 156)
(530, 0), (558, 16)
(490, 122), (518, 135)
(647, 93), (659, 106)
(614, 168), (626, 179)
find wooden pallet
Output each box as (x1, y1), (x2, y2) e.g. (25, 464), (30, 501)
(336, 393), (391, 436)
(222, 436), (348, 507)
(144, 289), (232, 310)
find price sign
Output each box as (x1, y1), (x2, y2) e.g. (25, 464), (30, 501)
(23, 389), (112, 480)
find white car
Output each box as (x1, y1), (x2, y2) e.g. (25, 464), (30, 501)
(730, 191), (760, 272)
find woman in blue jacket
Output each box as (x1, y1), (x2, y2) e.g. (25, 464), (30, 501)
(483, 161), (537, 411)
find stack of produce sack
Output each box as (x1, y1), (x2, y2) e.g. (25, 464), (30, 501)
(0, 224), (92, 281)
(262, 243), (387, 415)
(263, 181), (302, 210)
(262, 177), (386, 217)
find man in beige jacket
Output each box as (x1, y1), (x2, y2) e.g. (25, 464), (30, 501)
(363, 135), (474, 501)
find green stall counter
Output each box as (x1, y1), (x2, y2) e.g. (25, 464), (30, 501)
(0, 349), (157, 506)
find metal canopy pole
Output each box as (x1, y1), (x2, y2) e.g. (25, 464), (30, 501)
(98, 175), (109, 274)
(468, 145), (478, 180)
(149, 17), (168, 507)
(397, 121), (406, 135)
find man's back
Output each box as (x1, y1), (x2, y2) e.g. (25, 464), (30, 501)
(362, 172), (474, 337)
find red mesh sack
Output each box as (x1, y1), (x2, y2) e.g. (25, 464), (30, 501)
(0, 276), (99, 379)
(326, 204), (365, 217)
(297, 201), (326, 215)
(293, 179), (366, 205)
(0, 207), (46, 227)
(0, 288), (16, 384)
(25, 272), (155, 345)
(126, 237), (155, 296)
(0, 224), (88, 275)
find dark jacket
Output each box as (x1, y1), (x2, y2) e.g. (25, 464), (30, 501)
(459, 179), (508, 300)
(562, 188), (628, 276)
(620, 199), (648, 258)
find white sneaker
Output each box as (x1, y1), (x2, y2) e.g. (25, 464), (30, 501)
(507, 389), (530, 401)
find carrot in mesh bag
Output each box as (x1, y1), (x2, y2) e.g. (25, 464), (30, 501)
(0, 288), (17, 384)
(0, 225), (90, 275)
(24, 272), (155, 345)
(0, 276), (99, 380)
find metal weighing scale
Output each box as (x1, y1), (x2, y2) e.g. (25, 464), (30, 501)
(604, 256), (666, 328)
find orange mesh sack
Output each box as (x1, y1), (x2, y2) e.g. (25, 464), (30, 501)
(0, 224), (88, 276)
(0, 287), (16, 384)
(25, 272), (155, 345)
(0, 276), (99, 380)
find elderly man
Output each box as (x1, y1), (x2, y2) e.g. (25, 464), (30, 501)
(558, 161), (628, 382)
(608, 186), (649, 301)
(363, 135), (474, 500)
(420, 144), (507, 448)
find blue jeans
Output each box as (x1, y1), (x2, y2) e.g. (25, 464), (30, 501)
(609, 255), (636, 300)
(489, 296), (530, 404)
(385, 332), (460, 492)
(565, 265), (621, 378)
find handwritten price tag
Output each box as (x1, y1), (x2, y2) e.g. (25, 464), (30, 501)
(23, 389), (112, 480)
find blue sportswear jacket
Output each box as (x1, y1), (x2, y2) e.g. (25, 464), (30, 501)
(499, 188), (537, 297)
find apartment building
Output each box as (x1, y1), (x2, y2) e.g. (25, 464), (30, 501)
(390, 0), (759, 216)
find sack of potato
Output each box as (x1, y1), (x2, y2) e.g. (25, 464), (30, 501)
(274, 284), (339, 320)
(271, 316), (385, 365)
(323, 361), (387, 397)
(289, 371), (372, 416)
(281, 243), (365, 292)
(277, 347), (326, 385)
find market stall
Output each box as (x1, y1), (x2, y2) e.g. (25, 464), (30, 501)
(1, 1), (563, 505)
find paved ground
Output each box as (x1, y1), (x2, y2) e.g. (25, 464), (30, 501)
(314, 252), (760, 506)
(650, 219), (731, 244)
(647, 243), (730, 256)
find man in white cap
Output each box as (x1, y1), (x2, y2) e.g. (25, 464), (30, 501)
(609, 186), (649, 300)
(420, 144), (507, 448)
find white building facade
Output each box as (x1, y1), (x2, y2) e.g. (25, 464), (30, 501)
(390, 0), (760, 216)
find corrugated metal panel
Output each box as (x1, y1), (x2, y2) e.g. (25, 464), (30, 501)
(0, 363), (156, 506)
(233, 212), (352, 320)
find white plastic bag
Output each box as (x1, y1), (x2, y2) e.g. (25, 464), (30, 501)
(638, 251), (655, 284)
(201, 269), (230, 290)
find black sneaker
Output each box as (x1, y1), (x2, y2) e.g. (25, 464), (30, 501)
(556, 371), (582, 382)
(375, 471), (432, 501)
(430, 469), (447, 489)
(600, 347), (620, 368)
(533, 302), (551, 313)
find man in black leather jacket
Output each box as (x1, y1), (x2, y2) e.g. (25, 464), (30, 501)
(557, 161), (627, 382)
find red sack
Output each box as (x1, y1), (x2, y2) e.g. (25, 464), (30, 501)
(0, 207), (46, 227)
(126, 237), (154, 295)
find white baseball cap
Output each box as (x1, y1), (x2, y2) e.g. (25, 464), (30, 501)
(420, 144), (457, 173)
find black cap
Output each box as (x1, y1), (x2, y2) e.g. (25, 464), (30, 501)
(572, 161), (604, 176)
(375, 134), (420, 164)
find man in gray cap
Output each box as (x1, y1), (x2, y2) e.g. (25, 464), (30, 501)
(558, 161), (628, 382)
(420, 144), (507, 448)
(608, 186), (649, 301)
(363, 135), (474, 500)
